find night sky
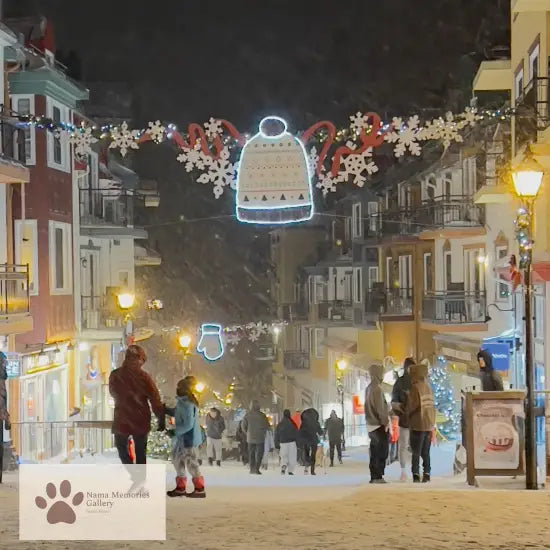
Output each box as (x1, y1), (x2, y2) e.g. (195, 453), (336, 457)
(5, 0), (509, 130)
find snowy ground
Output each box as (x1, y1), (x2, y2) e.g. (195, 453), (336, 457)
(2, 443), (550, 549)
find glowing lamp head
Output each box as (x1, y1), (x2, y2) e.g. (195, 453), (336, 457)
(336, 358), (348, 372)
(178, 333), (192, 350)
(117, 292), (135, 310)
(195, 381), (206, 394)
(512, 155), (544, 198)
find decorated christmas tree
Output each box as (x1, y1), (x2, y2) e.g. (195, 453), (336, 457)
(429, 358), (460, 439)
(147, 417), (172, 460)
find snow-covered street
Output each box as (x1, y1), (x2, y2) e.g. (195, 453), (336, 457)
(2, 445), (550, 549)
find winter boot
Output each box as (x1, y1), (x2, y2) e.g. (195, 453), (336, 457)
(208, 457), (214, 466)
(413, 474), (421, 483)
(310, 465), (316, 476)
(216, 460), (221, 467)
(422, 473), (431, 483)
(281, 465), (287, 475)
(187, 476), (206, 498)
(167, 476), (187, 497)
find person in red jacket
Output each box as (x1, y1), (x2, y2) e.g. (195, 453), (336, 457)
(109, 345), (165, 464)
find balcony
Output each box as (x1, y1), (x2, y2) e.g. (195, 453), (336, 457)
(317, 300), (353, 323)
(256, 344), (276, 361)
(281, 302), (308, 322)
(79, 188), (147, 238)
(515, 77), (550, 153)
(422, 291), (487, 326)
(283, 351), (310, 370)
(418, 197), (485, 230)
(0, 264), (32, 334)
(366, 287), (413, 318)
(81, 295), (123, 336)
(473, 59), (511, 92)
(0, 119), (30, 184)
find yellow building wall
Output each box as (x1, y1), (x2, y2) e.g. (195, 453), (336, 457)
(311, 356), (327, 380)
(357, 328), (384, 363)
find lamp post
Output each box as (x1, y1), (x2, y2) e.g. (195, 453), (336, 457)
(116, 292), (135, 349)
(178, 332), (192, 376)
(335, 358), (348, 450)
(512, 152), (544, 490)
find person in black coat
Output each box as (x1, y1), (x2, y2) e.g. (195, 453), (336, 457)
(324, 410), (344, 467)
(274, 409), (299, 475)
(299, 408), (323, 475)
(391, 357), (414, 481)
(477, 350), (504, 391)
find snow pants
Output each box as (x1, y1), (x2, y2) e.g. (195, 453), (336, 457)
(279, 441), (297, 473)
(173, 447), (202, 479)
(207, 437), (223, 461)
(398, 427), (411, 469)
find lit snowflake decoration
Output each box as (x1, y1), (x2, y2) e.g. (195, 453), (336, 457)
(341, 148), (378, 187)
(109, 121), (140, 157)
(385, 115), (423, 157)
(197, 147), (236, 198)
(177, 142), (208, 172)
(316, 172), (344, 196)
(350, 111), (369, 134)
(204, 117), (223, 139)
(423, 112), (465, 149)
(69, 126), (98, 158)
(146, 120), (166, 143)
(308, 146), (321, 174)
(459, 106), (482, 127)
(246, 322), (268, 342)
(226, 332), (241, 345)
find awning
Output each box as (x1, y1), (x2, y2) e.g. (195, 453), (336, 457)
(533, 261), (550, 283)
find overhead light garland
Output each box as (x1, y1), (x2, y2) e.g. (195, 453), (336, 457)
(8, 105), (513, 200)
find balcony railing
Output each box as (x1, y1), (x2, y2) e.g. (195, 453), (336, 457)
(281, 302), (308, 322)
(515, 77), (550, 152)
(81, 295), (122, 330)
(1, 120), (27, 164)
(79, 188), (134, 227)
(366, 287), (413, 317)
(283, 351), (310, 370)
(422, 291), (487, 324)
(0, 264), (30, 316)
(317, 300), (354, 322)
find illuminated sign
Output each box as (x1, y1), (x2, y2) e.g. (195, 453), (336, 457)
(197, 323), (225, 362)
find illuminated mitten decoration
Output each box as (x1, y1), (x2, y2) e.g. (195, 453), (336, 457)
(236, 116), (313, 224)
(196, 324), (224, 361)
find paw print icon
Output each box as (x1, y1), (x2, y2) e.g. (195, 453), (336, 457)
(35, 480), (84, 524)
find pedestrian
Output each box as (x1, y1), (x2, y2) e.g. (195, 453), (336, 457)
(241, 400), (269, 474)
(166, 376), (206, 498)
(324, 410), (344, 467)
(262, 424), (275, 470)
(236, 419), (249, 466)
(300, 408), (323, 475)
(391, 357), (414, 481)
(206, 407), (225, 466)
(109, 345), (165, 465)
(365, 364), (390, 484)
(477, 350), (504, 391)
(407, 363), (436, 483)
(275, 409), (299, 475)
(291, 410), (304, 465)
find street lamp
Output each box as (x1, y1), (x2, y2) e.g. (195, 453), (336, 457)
(116, 292), (135, 348)
(178, 332), (192, 376)
(335, 358), (348, 450)
(195, 381), (206, 394)
(512, 152), (544, 491)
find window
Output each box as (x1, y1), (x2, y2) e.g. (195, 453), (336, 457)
(385, 257), (393, 288)
(398, 255), (413, 290)
(12, 95), (35, 165)
(515, 66), (524, 99)
(368, 202), (379, 233)
(368, 266), (379, 290)
(308, 275), (325, 304)
(344, 216), (351, 241)
(444, 251), (452, 289)
(296, 326), (309, 353)
(462, 157), (476, 196)
(15, 220), (38, 295)
(423, 253), (433, 292)
(529, 42), (539, 82)
(49, 221), (72, 294)
(46, 98), (71, 172)
(352, 203), (362, 238)
(534, 292), (544, 340)
(496, 245), (510, 301)
(313, 328), (324, 358)
(353, 267), (363, 303)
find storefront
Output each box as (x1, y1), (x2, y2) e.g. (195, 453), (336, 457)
(18, 348), (69, 461)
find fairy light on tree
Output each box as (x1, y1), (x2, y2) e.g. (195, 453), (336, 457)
(429, 357), (460, 439)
